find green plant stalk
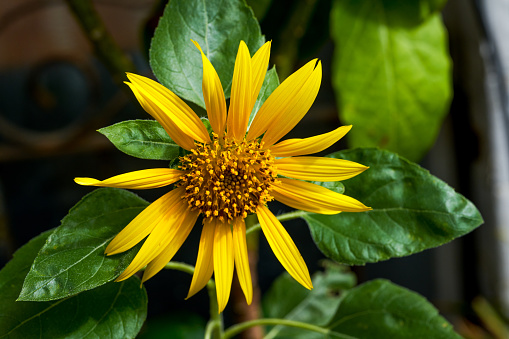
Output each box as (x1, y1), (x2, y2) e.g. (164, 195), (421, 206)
(223, 318), (356, 339)
(162, 262), (223, 339)
(246, 210), (308, 236)
(64, 0), (136, 85)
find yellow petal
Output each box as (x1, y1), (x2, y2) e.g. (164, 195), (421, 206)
(270, 125), (352, 157)
(126, 73), (210, 144)
(233, 218), (252, 305)
(214, 221), (234, 313)
(187, 220), (215, 299)
(262, 61), (322, 146)
(105, 188), (185, 255)
(126, 81), (196, 150)
(272, 178), (371, 214)
(115, 199), (190, 282)
(275, 157), (368, 182)
(250, 41), (271, 109)
(227, 41), (252, 140)
(256, 205), (312, 290)
(192, 40), (227, 137)
(142, 208), (199, 283)
(74, 168), (183, 189)
(247, 59), (316, 141)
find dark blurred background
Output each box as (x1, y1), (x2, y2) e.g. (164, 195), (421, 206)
(0, 0), (505, 337)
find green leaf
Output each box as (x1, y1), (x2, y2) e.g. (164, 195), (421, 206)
(0, 230), (147, 338)
(304, 148), (483, 265)
(99, 120), (180, 161)
(330, 0), (452, 162)
(263, 264), (356, 339)
(327, 279), (461, 338)
(249, 66), (279, 128)
(150, 0), (265, 107)
(18, 188), (148, 301)
(246, 0), (272, 21)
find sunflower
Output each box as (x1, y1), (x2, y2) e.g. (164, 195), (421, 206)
(75, 40), (371, 312)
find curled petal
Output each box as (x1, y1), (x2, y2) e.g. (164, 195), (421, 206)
(115, 198), (190, 281)
(192, 40), (227, 137)
(105, 188), (185, 255)
(126, 73), (210, 144)
(247, 59), (317, 141)
(233, 218), (252, 304)
(125, 81), (196, 150)
(262, 61), (322, 147)
(256, 205), (312, 290)
(74, 168), (183, 190)
(227, 41), (252, 140)
(142, 208), (200, 283)
(275, 157), (368, 182)
(270, 125), (352, 157)
(187, 220), (216, 299)
(272, 178), (371, 214)
(250, 41), (271, 109)
(214, 221), (234, 313)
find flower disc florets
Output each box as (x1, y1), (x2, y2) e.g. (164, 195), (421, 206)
(179, 133), (278, 222)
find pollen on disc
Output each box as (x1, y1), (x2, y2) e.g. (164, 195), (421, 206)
(179, 133), (278, 222)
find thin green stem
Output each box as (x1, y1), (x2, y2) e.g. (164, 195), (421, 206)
(246, 210), (308, 236)
(206, 280), (223, 339)
(224, 318), (356, 339)
(162, 262), (223, 339)
(64, 0), (136, 86)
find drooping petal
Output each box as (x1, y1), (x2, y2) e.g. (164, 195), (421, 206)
(74, 168), (184, 189)
(262, 61), (322, 146)
(192, 40), (227, 137)
(142, 208), (200, 283)
(105, 187), (185, 255)
(126, 81), (196, 150)
(214, 220), (234, 313)
(247, 59), (316, 141)
(275, 157), (368, 182)
(272, 178), (371, 214)
(187, 220), (215, 299)
(126, 73), (210, 144)
(115, 198), (190, 281)
(270, 125), (352, 157)
(227, 41), (252, 140)
(250, 41), (271, 109)
(232, 218), (252, 305)
(256, 205), (312, 290)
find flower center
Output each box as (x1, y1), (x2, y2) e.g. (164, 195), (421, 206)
(179, 134), (278, 222)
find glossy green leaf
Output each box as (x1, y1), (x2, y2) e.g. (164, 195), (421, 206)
(0, 230), (147, 339)
(150, 0), (265, 107)
(327, 279), (461, 338)
(99, 120), (180, 161)
(263, 264), (356, 339)
(18, 188), (148, 301)
(249, 66), (279, 128)
(331, 0), (452, 161)
(304, 148), (483, 265)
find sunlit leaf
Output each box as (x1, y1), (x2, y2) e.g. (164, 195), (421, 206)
(18, 188), (148, 301)
(304, 148), (483, 265)
(0, 230), (147, 338)
(150, 0), (265, 107)
(331, 0), (452, 161)
(100, 120), (180, 161)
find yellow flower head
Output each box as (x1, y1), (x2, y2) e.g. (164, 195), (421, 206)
(75, 40), (371, 313)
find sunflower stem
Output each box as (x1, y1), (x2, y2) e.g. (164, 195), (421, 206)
(206, 280), (223, 339)
(64, 0), (136, 86)
(246, 210), (308, 236)
(223, 318), (346, 339)
(161, 262), (223, 338)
